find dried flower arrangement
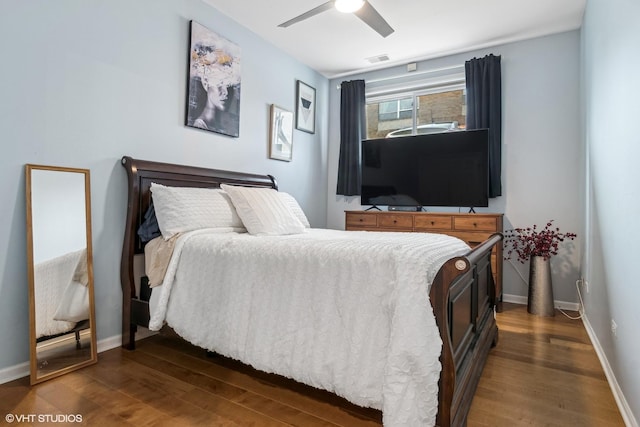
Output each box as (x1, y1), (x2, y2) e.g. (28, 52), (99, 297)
(504, 220), (577, 263)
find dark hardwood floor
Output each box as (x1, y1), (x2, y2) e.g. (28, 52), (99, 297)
(0, 303), (625, 426)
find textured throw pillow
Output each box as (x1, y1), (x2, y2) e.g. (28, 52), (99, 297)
(220, 184), (306, 235)
(150, 183), (244, 239)
(278, 192), (311, 228)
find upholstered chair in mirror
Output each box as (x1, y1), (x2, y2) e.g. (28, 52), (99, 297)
(25, 164), (97, 384)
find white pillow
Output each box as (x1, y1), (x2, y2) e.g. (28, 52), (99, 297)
(279, 192), (310, 228)
(150, 183), (244, 239)
(220, 184), (306, 235)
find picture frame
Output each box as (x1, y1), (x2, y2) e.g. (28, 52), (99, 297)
(269, 104), (294, 162)
(185, 21), (242, 137)
(295, 80), (316, 134)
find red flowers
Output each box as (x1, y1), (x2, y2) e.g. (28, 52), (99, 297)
(504, 220), (577, 263)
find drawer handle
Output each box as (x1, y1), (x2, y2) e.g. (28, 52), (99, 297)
(430, 221), (435, 225)
(393, 220), (397, 224)
(359, 218), (364, 222)
(473, 222), (478, 227)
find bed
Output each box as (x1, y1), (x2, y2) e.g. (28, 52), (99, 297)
(119, 156), (501, 427)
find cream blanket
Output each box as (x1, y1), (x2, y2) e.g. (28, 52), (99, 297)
(149, 228), (469, 426)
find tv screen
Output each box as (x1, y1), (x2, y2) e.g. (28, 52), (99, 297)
(361, 129), (489, 208)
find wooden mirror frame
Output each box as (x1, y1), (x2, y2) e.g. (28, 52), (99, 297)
(25, 164), (97, 385)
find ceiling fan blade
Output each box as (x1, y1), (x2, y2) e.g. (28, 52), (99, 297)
(354, 1), (394, 37)
(278, 1), (335, 28)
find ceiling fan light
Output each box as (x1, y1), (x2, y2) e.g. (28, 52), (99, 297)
(335, 0), (365, 13)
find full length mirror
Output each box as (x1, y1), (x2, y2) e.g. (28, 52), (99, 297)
(25, 164), (97, 384)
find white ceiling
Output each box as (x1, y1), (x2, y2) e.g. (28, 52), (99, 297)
(204, 0), (586, 78)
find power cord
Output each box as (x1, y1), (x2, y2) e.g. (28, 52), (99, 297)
(558, 279), (584, 320)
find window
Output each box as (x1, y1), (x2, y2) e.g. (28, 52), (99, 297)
(378, 98), (413, 121)
(366, 85), (466, 139)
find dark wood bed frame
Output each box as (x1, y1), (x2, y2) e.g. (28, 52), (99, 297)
(119, 155), (502, 427)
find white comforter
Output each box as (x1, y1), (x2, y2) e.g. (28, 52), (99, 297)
(149, 228), (470, 426)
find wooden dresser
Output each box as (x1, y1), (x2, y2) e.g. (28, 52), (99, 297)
(345, 210), (504, 307)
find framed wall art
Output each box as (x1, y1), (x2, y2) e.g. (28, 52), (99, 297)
(269, 104), (294, 162)
(295, 80), (316, 134)
(185, 21), (241, 137)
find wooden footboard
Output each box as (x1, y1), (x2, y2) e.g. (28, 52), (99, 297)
(120, 156), (501, 427)
(430, 233), (502, 427)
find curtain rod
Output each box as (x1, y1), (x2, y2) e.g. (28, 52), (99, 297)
(337, 63), (464, 89)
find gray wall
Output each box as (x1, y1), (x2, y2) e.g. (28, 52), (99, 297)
(582, 0), (640, 422)
(0, 0), (328, 373)
(327, 31), (583, 305)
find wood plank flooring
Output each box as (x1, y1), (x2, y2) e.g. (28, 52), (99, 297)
(0, 303), (625, 426)
(467, 304), (624, 426)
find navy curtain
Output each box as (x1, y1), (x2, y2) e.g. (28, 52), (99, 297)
(336, 79), (366, 196)
(465, 54), (502, 198)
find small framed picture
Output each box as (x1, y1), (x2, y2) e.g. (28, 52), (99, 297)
(295, 80), (316, 134)
(269, 104), (294, 162)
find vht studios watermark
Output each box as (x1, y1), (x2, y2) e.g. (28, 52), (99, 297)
(5, 413), (83, 423)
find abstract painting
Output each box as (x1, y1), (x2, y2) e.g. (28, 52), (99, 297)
(269, 104), (294, 161)
(295, 80), (316, 134)
(186, 21), (241, 137)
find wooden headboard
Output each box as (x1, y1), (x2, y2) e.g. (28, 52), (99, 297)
(119, 156), (277, 349)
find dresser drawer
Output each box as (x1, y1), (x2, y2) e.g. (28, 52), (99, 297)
(346, 213), (377, 228)
(378, 214), (413, 229)
(449, 231), (495, 247)
(414, 215), (453, 231)
(454, 216), (498, 231)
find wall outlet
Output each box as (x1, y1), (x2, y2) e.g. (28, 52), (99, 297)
(578, 278), (589, 293)
(611, 319), (618, 337)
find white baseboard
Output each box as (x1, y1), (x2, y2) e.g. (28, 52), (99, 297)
(582, 314), (638, 427)
(95, 327), (156, 353)
(0, 329), (157, 385)
(0, 361), (29, 384)
(502, 293), (581, 311)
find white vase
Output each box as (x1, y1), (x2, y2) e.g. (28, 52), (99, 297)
(527, 255), (555, 316)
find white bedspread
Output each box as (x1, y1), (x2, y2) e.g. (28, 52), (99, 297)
(149, 228), (470, 426)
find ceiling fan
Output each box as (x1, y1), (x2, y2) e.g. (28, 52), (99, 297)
(278, 0), (394, 38)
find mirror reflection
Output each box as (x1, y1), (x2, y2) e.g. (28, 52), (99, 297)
(26, 165), (97, 384)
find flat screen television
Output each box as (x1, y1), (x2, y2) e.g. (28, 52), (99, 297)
(360, 129), (489, 209)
